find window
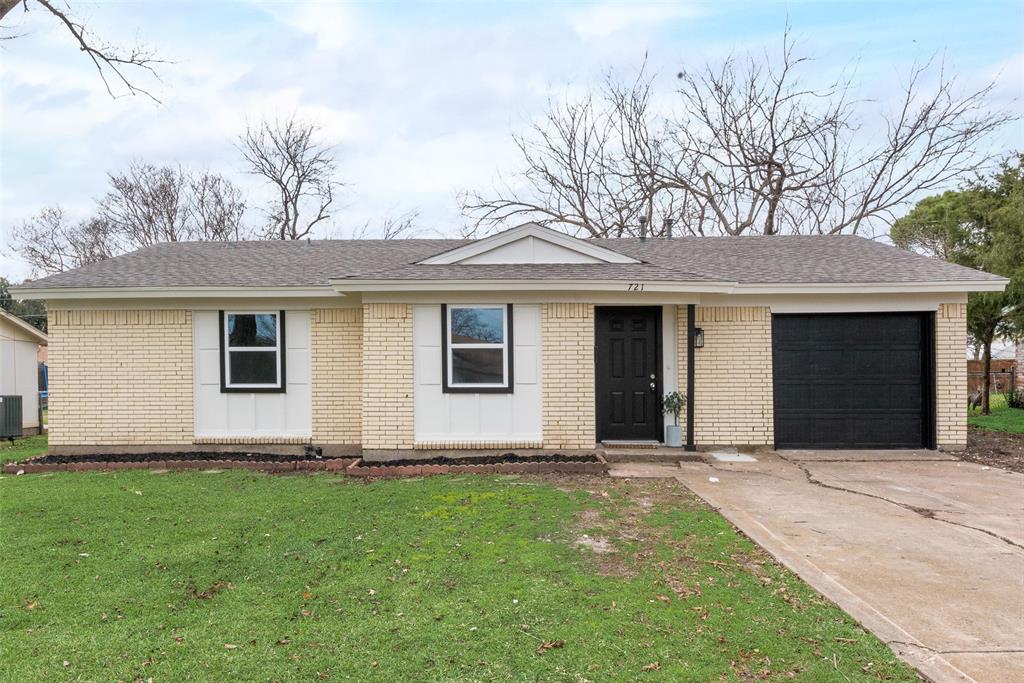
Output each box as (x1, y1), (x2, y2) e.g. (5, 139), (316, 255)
(220, 311), (286, 392)
(442, 304), (513, 393)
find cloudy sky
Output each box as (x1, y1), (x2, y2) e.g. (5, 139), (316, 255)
(1, 0), (1021, 281)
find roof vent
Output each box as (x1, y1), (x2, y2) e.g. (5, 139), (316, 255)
(664, 217), (674, 240)
(639, 215), (648, 242)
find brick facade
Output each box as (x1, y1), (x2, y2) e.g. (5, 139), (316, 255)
(45, 300), (972, 454)
(936, 302), (968, 450)
(311, 308), (363, 445)
(680, 306), (774, 446)
(361, 303), (414, 450)
(541, 303), (595, 449)
(48, 309), (193, 448)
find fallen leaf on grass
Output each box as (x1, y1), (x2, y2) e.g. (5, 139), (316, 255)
(536, 640), (565, 655)
(642, 662), (660, 671)
(656, 595), (671, 603)
(224, 644), (237, 649)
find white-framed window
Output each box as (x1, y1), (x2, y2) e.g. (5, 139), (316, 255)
(220, 311), (286, 392)
(443, 304), (513, 393)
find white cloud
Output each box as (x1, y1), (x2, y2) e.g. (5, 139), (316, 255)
(568, 1), (700, 40)
(254, 1), (359, 50)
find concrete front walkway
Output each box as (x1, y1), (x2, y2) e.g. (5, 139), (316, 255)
(618, 451), (1024, 683)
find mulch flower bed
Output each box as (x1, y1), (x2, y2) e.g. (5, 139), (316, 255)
(3, 451), (356, 475)
(348, 453), (607, 478)
(3, 451), (608, 477)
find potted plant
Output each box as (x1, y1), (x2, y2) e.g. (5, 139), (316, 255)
(661, 391), (686, 447)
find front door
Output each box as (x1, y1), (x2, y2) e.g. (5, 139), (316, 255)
(595, 307), (662, 442)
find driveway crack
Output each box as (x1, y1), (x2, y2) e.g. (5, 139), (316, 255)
(775, 454), (1024, 552)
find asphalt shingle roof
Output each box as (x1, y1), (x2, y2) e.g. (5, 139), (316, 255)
(17, 234), (1001, 290)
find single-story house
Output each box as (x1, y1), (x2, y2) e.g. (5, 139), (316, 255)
(0, 309), (48, 435)
(11, 223), (1008, 457)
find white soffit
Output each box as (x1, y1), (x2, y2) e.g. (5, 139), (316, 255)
(418, 222), (640, 265)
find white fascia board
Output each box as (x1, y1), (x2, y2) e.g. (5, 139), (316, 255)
(330, 279), (737, 294)
(8, 286), (341, 300)
(331, 278), (1007, 296)
(730, 280), (1008, 294)
(418, 223), (640, 265)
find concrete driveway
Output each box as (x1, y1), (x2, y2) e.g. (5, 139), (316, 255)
(671, 450), (1024, 683)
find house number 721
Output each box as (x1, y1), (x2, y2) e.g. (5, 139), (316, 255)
(627, 282), (645, 292)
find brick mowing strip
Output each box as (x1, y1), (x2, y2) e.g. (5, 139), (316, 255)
(3, 458), (357, 475)
(3, 455), (609, 477)
(345, 454), (609, 478)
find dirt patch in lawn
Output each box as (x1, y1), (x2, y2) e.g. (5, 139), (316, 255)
(959, 427), (1024, 473)
(546, 476), (713, 584)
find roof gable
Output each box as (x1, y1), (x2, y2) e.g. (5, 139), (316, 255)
(418, 223), (640, 265)
(0, 310), (47, 344)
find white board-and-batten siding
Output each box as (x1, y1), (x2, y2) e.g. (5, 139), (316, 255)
(413, 304), (543, 444)
(193, 310), (312, 438)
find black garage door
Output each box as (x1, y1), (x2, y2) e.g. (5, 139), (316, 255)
(772, 313), (934, 449)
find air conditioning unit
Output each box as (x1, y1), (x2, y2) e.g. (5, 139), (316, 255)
(0, 395), (23, 440)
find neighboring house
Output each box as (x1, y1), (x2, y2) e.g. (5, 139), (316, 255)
(11, 223), (1008, 457)
(0, 309), (48, 435)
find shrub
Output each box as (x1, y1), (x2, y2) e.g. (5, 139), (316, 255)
(1007, 390), (1024, 410)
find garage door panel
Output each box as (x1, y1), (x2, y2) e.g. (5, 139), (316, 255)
(891, 384), (923, 410)
(772, 313), (931, 449)
(889, 348), (922, 375)
(850, 384), (889, 409)
(850, 348), (886, 376)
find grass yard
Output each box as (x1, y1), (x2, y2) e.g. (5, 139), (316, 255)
(968, 393), (1024, 434)
(0, 434), (48, 464)
(0, 469), (915, 681)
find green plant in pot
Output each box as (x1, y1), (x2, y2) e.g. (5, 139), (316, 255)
(661, 391), (687, 447)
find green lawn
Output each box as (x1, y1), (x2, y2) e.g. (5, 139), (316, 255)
(0, 470), (915, 681)
(968, 393), (1024, 433)
(0, 434), (48, 464)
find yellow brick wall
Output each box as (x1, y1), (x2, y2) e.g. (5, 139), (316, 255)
(680, 306), (774, 446)
(936, 303), (968, 450)
(311, 308), (363, 444)
(48, 309), (193, 446)
(361, 303), (414, 449)
(541, 303), (595, 449)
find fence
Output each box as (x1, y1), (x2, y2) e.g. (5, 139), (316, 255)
(967, 370), (1017, 396)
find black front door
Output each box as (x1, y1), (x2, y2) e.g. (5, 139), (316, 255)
(595, 307), (662, 442)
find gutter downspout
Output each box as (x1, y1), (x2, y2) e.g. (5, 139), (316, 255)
(685, 304), (696, 452)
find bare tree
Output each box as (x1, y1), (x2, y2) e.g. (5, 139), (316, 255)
(97, 163), (249, 246)
(380, 208), (421, 239)
(459, 78), (658, 238)
(463, 33), (1013, 237)
(239, 118), (341, 240)
(1, 0), (164, 102)
(11, 164), (252, 275)
(189, 172), (248, 240)
(10, 206), (115, 275)
(348, 208), (422, 240)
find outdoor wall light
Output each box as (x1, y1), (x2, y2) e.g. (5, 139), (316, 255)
(693, 327), (704, 348)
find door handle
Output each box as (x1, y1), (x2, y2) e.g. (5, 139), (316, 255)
(649, 382), (656, 392)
